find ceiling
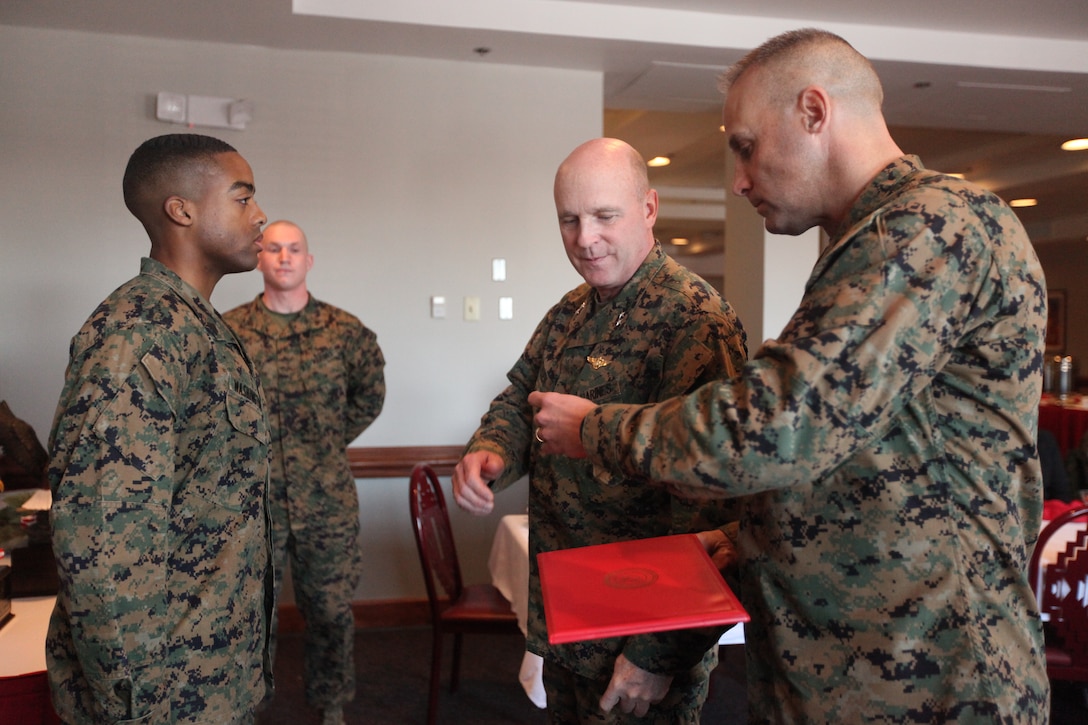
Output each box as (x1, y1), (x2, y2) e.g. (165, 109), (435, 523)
(3, 0), (1086, 252)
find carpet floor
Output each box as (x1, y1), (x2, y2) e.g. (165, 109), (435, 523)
(256, 626), (1085, 724)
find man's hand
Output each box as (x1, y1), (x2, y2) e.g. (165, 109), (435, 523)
(451, 451), (505, 515)
(599, 654), (672, 717)
(527, 391), (596, 458)
(695, 528), (738, 570)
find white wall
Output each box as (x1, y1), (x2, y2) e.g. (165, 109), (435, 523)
(761, 231), (820, 340)
(0, 25), (599, 600)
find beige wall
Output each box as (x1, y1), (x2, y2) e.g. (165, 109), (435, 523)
(0, 25), (599, 600)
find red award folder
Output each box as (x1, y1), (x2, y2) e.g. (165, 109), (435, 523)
(537, 533), (748, 644)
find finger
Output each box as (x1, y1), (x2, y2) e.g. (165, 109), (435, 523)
(599, 686), (620, 714)
(633, 700), (650, 717)
(453, 488), (476, 511)
(481, 455), (505, 480)
(467, 487), (493, 513)
(455, 482), (489, 513)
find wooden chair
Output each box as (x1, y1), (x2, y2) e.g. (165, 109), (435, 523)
(1028, 503), (1088, 689)
(409, 463), (520, 725)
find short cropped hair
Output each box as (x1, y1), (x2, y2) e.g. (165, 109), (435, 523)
(122, 133), (237, 218)
(719, 28), (883, 112)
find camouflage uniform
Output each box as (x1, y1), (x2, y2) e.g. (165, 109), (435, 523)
(466, 244), (747, 723)
(223, 294), (385, 710)
(582, 157), (1051, 722)
(47, 257), (274, 724)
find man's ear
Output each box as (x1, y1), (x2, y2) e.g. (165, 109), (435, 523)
(798, 86), (829, 134)
(164, 196), (194, 227)
(643, 188), (659, 226)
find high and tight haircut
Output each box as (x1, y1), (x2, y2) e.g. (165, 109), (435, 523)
(718, 28), (882, 110)
(122, 133), (237, 216)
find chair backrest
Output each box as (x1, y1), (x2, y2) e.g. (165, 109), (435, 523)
(409, 463), (464, 619)
(1029, 504), (1088, 669)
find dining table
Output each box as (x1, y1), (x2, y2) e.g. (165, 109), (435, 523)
(487, 513), (745, 709)
(0, 593), (60, 724)
(1038, 395), (1088, 458)
(487, 513), (546, 708)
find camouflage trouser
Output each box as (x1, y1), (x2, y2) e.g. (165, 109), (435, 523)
(541, 657), (711, 725)
(268, 495), (362, 710)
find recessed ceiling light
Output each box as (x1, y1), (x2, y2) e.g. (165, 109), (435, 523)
(1009, 198), (1038, 208)
(946, 172), (965, 179)
(1061, 138), (1088, 151)
(647, 156), (671, 167)
(671, 237), (690, 246)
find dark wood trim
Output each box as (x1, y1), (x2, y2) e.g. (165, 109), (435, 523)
(346, 445), (464, 479)
(277, 598), (431, 632)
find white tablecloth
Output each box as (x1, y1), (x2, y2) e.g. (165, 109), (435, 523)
(0, 595), (54, 677)
(488, 514), (546, 708)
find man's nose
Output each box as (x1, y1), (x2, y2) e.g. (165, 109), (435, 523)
(575, 222), (597, 247)
(253, 202), (268, 228)
(731, 167), (750, 197)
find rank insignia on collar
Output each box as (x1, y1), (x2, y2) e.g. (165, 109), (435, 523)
(587, 356), (610, 370)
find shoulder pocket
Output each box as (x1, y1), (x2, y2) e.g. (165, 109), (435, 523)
(227, 378), (270, 445)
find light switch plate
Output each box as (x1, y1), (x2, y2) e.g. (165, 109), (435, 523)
(464, 296), (481, 321)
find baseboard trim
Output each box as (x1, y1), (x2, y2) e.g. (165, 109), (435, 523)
(277, 598), (431, 632)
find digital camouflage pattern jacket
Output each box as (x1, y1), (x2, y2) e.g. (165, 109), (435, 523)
(467, 243), (748, 681)
(47, 257), (274, 724)
(583, 157), (1050, 723)
(223, 295), (385, 529)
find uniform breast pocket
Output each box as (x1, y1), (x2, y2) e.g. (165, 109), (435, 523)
(578, 347), (666, 404)
(185, 379), (269, 514)
(226, 385), (270, 446)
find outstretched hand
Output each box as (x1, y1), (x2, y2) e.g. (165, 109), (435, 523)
(451, 450), (505, 515)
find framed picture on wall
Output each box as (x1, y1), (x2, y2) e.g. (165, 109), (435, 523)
(1046, 289), (1066, 352)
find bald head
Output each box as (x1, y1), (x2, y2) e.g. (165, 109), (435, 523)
(263, 220), (309, 249)
(555, 138), (650, 204)
(720, 28), (884, 117)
